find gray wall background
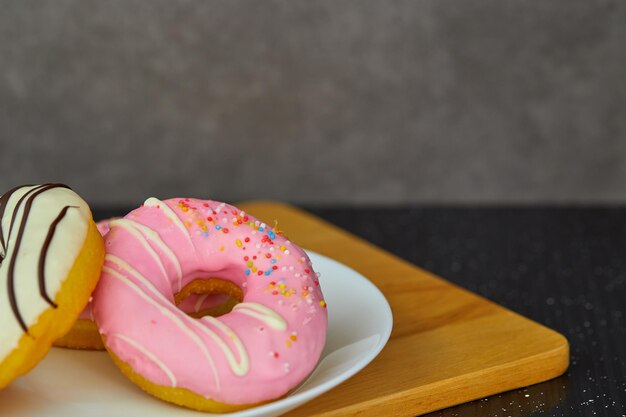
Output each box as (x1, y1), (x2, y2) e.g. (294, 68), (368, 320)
(1, 0), (624, 206)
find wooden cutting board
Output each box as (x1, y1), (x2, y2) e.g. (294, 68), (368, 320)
(238, 201), (569, 417)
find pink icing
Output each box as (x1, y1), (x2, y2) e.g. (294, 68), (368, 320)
(91, 199), (327, 404)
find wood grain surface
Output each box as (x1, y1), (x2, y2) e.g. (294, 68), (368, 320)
(238, 201), (569, 417)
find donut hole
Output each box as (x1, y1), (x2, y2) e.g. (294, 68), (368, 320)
(174, 278), (242, 319)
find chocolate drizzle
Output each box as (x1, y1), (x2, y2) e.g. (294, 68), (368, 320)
(0, 185), (30, 261)
(5, 185), (48, 251)
(38, 205), (77, 308)
(1, 184), (71, 333)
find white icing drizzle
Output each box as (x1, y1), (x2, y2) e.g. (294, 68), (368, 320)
(232, 302), (287, 331)
(112, 333), (177, 387)
(199, 316), (249, 376)
(106, 254), (171, 301)
(194, 293), (210, 313)
(143, 197), (194, 249)
(102, 265), (221, 390)
(109, 219), (183, 291)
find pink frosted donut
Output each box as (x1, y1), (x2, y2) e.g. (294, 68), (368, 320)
(92, 198), (327, 411)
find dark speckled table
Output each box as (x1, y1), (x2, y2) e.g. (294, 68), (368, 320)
(94, 206), (626, 417)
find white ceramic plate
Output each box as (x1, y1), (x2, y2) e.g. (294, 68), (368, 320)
(0, 251), (393, 417)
